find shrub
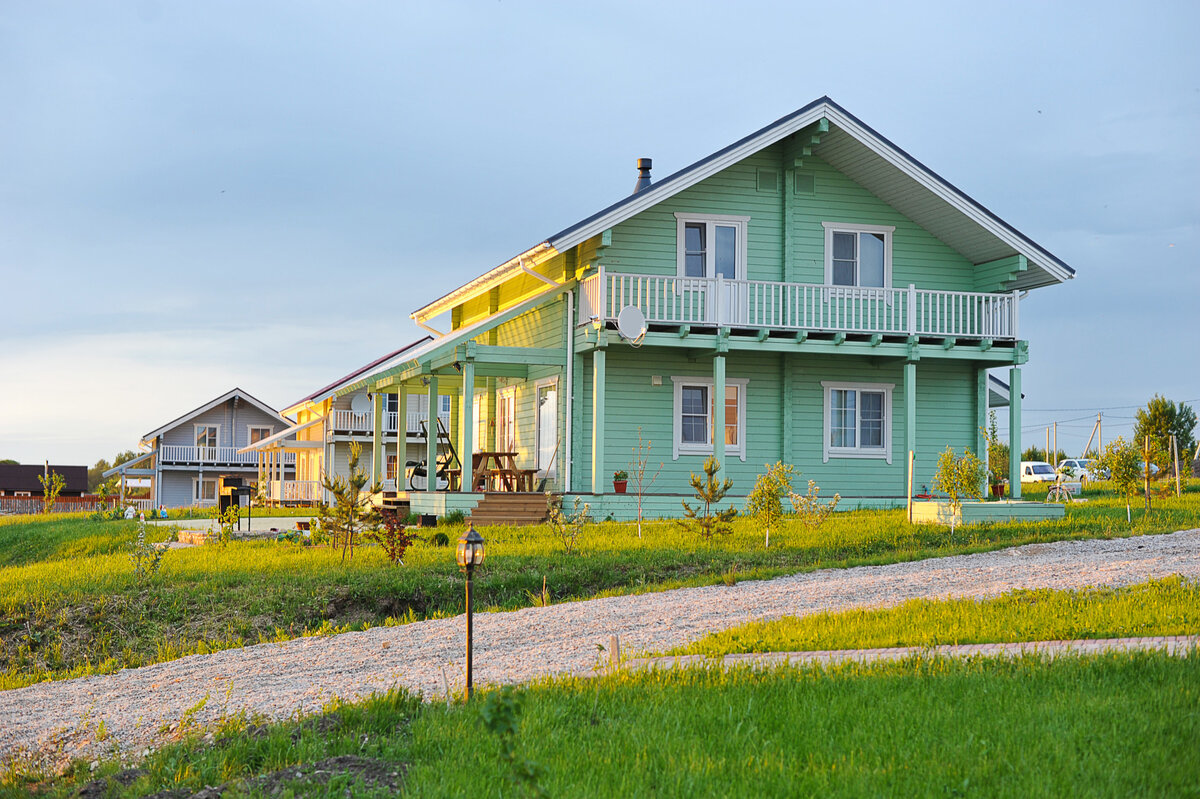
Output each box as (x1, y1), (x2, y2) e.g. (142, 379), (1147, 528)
(790, 480), (840, 530)
(1092, 436), (1143, 522)
(546, 493), (589, 556)
(369, 508), (418, 565)
(128, 519), (165, 583)
(932, 446), (986, 532)
(745, 462), (795, 548)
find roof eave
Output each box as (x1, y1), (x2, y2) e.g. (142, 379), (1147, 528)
(411, 242), (558, 322)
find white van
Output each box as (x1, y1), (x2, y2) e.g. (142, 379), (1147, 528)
(1020, 461), (1059, 483)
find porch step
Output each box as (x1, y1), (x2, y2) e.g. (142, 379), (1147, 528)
(381, 492), (410, 517)
(469, 493), (550, 526)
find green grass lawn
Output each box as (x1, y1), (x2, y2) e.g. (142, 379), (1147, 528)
(10, 653), (1198, 798)
(2, 484), (1198, 690)
(668, 577), (1200, 657)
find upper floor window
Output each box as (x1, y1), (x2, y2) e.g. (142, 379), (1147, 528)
(822, 223), (894, 287)
(675, 213), (749, 280)
(822, 381), (893, 463)
(194, 425), (219, 449)
(248, 426), (273, 445)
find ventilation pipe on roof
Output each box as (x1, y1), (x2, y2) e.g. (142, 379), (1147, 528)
(633, 158), (652, 193)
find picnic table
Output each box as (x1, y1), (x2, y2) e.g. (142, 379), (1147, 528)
(446, 451), (536, 492)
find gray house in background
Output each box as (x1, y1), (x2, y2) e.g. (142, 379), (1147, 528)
(106, 388), (293, 508)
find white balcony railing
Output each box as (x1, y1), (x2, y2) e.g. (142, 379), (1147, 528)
(331, 409), (452, 435)
(579, 268), (1018, 340)
(159, 445), (294, 465)
(268, 480), (322, 503)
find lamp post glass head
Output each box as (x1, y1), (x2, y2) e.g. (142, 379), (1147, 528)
(456, 524), (485, 572)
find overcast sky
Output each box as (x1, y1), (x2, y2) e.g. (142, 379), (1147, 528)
(1, 0), (1197, 466)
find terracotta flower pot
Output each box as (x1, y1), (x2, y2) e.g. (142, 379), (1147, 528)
(613, 480), (628, 494)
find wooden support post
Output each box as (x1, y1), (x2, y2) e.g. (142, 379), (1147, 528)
(372, 392), (384, 487)
(977, 367), (989, 497)
(1173, 434), (1181, 497)
(907, 450), (914, 523)
(395, 387), (407, 490)
(460, 360), (475, 493)
(904, 361), (917, 496)
(1144, 435), (1151, 511)
(609, 634), (621, 672)
(591, 347), (606, 494)
(1053, 422), (1058, 466)
(426, 376), (439, 494)
(1008, 367), (1022, 499)
(713, 354), (726, 477)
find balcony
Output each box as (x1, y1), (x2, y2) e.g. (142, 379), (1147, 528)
(579, 268), (1019, 340)
(330, 409), (452, 436)
(158, 445), (293, 466)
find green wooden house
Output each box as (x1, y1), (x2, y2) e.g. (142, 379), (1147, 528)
(342, 97), (1072, 521)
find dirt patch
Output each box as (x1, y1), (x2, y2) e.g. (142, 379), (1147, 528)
(138, 756), (405, 798)
(74, 767), (146, 798)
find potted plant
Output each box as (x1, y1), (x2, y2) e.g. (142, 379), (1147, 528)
(612, 470), (629, 494)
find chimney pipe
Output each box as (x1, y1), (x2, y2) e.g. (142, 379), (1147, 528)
(633, 158), (652, 193)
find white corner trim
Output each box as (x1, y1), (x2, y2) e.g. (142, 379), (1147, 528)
(670, 375), (749, 461)
(821, 380), (895, 464)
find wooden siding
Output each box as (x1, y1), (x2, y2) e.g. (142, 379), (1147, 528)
(602, 146), (982, 292)
(159, 399), (283, 450)
(573, 349), (980, 499)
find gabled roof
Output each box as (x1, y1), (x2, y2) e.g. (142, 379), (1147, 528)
(414, 96), (1073, 319)
(283, 337), (432, 413)
(141, 388), (287, 443)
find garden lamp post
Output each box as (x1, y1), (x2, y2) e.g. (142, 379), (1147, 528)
(456, 523), (486, 699)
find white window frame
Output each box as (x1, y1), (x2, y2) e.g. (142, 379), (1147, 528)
(821, 381), (894, 463)
(675, 213), (750, 280)
(535, 378), (559, 477)
(247, 425), (273, 446)
(821, 222), (895, 288)
(194, 424), (220, 449)
(670, 376), (749, 461)
(193, 477), (218, 503)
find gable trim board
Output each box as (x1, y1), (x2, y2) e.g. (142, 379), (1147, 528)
(142, 388), (287, 443)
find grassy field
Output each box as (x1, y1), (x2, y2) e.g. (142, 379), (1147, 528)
(667, 576), (1200, 657)
(2, 483), (1198, 690)
(9, 653), (1197, 797)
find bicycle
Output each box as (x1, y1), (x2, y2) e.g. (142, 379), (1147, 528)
(1045, 476), (1075, 504)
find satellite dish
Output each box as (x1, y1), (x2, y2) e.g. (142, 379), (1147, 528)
(616, 305), (647, 347)
(350, 393), (371, 415)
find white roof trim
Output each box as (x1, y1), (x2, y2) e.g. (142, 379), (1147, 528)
(349, 281), (571, 397)
(237, 417), (323, 453)
(411, 242), (558, 322)
(141, 388), (287, 443)
(101, 450), (154, 478)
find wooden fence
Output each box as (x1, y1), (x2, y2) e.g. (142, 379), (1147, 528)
(0, 496), (153, 515)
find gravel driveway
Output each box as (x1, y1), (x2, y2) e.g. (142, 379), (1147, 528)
(3, 529), (1198, 767)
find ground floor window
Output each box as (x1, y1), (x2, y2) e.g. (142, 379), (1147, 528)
(670, 376), (748, 460)
(497, 387), (517, 452)
(821, 381), (894, 463)
(193, 477), (218, 503)
(536, 379), (558, 476)
(386, 455), (397, 482)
